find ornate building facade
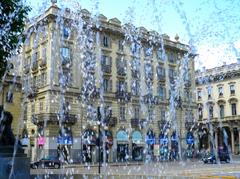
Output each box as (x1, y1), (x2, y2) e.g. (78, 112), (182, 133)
(21, 4), (196, 162)
(196, 63), (240, 154)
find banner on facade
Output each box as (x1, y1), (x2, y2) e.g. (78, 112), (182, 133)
(154, 144), (160, 156)
(37, 136), (45, 146)
(57, 136), (73, 145)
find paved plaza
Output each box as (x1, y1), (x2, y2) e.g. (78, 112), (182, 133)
(31, 156), (240, 179)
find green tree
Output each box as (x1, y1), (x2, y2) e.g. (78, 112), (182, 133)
(0, 0), (31, 79)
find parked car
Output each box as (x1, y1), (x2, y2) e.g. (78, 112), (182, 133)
(202, 151), (230, 164)
(30, 157), (62, 169)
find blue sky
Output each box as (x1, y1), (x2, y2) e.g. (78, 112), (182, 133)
(26, 0), (240, 69)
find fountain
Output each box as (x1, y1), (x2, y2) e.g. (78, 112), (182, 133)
(0, 0), (240, 178)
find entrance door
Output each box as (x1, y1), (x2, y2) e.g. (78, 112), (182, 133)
(83, 145), (94, 163)
(132, 143), (143, 161)
(117, 144), (128, 162)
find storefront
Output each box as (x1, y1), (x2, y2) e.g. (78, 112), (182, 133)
(99, 130), (113, 162)
(57, 127), (73, 163)
(146, 129), (155, 159)
(170, 131), (178, 160)
(132, 131), (144, 161)
(116, 130), (129, 162)
(186, 131), (194, 158)
(159, 132), (168, 160)
(82, 129), (97, 163)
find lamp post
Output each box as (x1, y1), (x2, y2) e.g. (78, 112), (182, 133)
(97, 106), (101, 175)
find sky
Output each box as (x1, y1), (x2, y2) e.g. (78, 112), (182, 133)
(26, 0), (240, 70)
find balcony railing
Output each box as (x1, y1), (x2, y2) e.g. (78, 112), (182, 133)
(115, 91), (131, 101)
(105, 117), (117, 127)
(102, 65), (112, 74)
(131, 118), (140, 128)
(27, 86), (38, 98)
(117, 68), (127, 76)
(32, 113), (77, 125)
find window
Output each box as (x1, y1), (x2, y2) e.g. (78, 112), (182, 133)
(197, 90), (202, 100)
(61, 47), (70, 60)
(157, 48), (165, 61)
(63, 26), (70, 39)
(133, 106), (140, 119)
(131, 80), (140, 96)
(62, 70), (72, 87)
(131, 42), (140, 55)
(144, 63), (153, 80)
(219, 105), (224, 119)
(168, 52), (176, 63)
(148, 108), (154, 121)
(207, 86), (212, 99)
(42, 48), (47, 60)
(156, 66), (165, 80)
(169, 68), (175, 83)
(39, 72), (47, 87)
(6, 91), (13, 103)
(198, 107), (203, 119)
(209, 105), (213, 118)
(103, 78), (112, 92)
(103, 35), (110, 47)
(231, 103), (237, 116)
(120, 106), (125, 121)
(118, 40), (124, 51)
(32, 52), (38, 62)
(104, 106), (112, 118)
(144, 47), (153, 57)
(39, 99), (44, 112)
(158, 86), (165, 100)
(160, 110), (165, 121)
(117, 80), (127, 92)
(230, 84), (235, 95)
(116, 58), (127, 75)
(131, 58), (140, 78)
(31, 102), (35, 115)
(218, 86), (223, 97)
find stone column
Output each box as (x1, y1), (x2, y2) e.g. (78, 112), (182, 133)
(238, 129), (240, 155)
(214, 131), (218, 151)
(230, 128), (235, 154)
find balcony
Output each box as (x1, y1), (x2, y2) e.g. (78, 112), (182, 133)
(158, 120), (170, 130)
(117, 68), (127, 76)
(115, 91), (131, 101)
(62, 58), (72, 68)
(142, 94), (155, 104)
(131, 118), (140, 128)
(27, 86), (38, 98)
(105, 117), (117, 127)
(32, 113), (77, 125)
(157, 75), (166, 82)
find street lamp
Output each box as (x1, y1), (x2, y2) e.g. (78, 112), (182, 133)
(97, 106), (101, 175)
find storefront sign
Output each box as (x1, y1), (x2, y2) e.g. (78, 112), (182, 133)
(154, 144), (160, 156)
(132, 131), (143, 144)
(57, 136), (73, 145)
(37, 136), (45, 146)
(20, 138), (29, 146)
(116, 130), (128, 141)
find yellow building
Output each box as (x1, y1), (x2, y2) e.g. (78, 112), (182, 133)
(196, 63), (240, 154)
(22, 4), (196, 162)
(0, 74), (22, 136)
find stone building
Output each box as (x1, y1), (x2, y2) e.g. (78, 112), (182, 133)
(22, 3), (196, 162)
(196, 63), (240, 154)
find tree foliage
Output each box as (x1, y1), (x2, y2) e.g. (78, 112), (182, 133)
(0, 0), (31, 79)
